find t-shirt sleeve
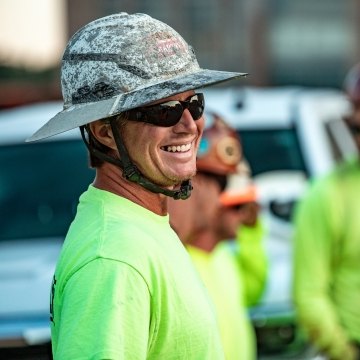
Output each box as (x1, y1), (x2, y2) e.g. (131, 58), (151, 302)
(236, 219), (268, 306)
(53, 258), (151, 359)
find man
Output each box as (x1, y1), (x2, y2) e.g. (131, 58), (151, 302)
(216, 159), (259, 239)
(217, 161), (268, 308)
(169, 114), (266, 359)
(293, 63), (360, 360)
(27, 13), (245, 359)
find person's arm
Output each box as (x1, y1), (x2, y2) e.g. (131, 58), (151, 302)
(293, 179), (358, 360)
(53, 258), (151, 359)
(236, 219), (268, 307)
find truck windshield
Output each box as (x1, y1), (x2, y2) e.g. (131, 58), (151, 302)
(0, 140), (95, 241)
(238, 127), (307, 176)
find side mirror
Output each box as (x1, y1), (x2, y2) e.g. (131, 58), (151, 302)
(269, 199), (297, 222)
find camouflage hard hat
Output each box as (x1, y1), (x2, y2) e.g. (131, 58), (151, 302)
(28, 12), (246, 142)
(197, 113), (242, 175)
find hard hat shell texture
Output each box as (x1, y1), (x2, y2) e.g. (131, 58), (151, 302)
(28, 13), (246, 142)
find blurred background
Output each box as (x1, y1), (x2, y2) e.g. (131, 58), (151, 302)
(1, 0), (360, 108)
(1, 1), (359, 359)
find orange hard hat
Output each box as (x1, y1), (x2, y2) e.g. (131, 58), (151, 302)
(219, 160), (258, 206)
(197, 113), (242, 175)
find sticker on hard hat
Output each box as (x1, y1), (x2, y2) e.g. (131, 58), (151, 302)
(216, 137), (241, 165)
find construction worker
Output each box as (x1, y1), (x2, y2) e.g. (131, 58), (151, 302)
(218, 160), (268, 309)
(292, 63), (360, 360)
(27, 13), (245, 359)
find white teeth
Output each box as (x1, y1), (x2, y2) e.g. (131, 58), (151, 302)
(164, 143), (191, 153)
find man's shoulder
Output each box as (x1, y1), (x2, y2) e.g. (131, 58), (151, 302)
(308, 158), (358, 191)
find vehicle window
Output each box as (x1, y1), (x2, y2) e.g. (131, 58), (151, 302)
(238, 128), (307, 176)
(0, 140), (95, 241)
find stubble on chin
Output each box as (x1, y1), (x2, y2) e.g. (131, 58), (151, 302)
(158, 167), (197, 188)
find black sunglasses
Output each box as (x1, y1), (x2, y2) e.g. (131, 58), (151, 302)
(124, 93), (205, 127)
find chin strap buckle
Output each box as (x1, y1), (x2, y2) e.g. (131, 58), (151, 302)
(173, 180), (193, 200)
(123, 165), (141, 182)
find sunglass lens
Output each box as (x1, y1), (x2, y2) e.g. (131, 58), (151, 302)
(127, 93), (204, 127)
(156, 95), (203, 126)
(188, 102), (204, 120)
(162, 103), (184, 126)
(144, 105), (181, 127)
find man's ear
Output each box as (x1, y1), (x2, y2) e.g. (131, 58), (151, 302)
(89, 121), (117, 150)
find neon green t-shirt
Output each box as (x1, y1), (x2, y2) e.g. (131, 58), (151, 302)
(235, 220), (268, 307)
(51, 185), (224, 359)
(187, 243), (256, 360)
(293, 158), (360, 359)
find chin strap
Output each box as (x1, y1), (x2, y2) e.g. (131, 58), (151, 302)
(80, 124), (193, 200)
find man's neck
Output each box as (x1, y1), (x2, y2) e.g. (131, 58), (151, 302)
(93, 162), (168, 216)
(188, 229), (219, 253)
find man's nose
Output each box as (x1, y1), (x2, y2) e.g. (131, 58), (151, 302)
(173, 109), (199, 132)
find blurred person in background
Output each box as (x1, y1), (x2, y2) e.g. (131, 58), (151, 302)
(27, 13), (244, 359)
(169, 114), (267, 359)
(217, 160), (268, 310)
(292, 63), (360, 360)
(214, 159), (268, 360)
(169, 114), (242, 250)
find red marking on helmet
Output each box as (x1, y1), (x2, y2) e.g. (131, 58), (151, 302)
(156, 38), (187, 57)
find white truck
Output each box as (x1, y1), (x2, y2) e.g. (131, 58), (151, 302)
(0, 88), (356, 359)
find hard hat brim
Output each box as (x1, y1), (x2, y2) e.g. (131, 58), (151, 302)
(27, 69), (246, 142)
(219, 185), (258, 206)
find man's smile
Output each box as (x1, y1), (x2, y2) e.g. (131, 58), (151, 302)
(160, 142), (193, 153)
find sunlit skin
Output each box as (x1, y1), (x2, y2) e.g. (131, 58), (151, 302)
(90, 90), (204, 216)
(215, 206), (244, 240)
(120, 91), (203, 187)
(215, 202), (260, 241)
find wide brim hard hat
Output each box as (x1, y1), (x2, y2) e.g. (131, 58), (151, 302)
(27, 69), (245, 142)
(27, 13), (246, 142)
